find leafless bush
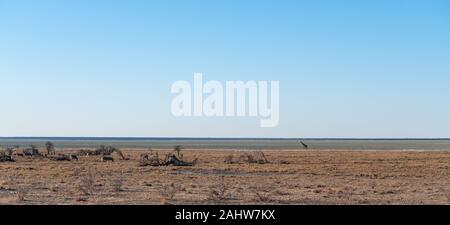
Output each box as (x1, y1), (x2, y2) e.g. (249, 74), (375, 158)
(8, 174), (25, 202)
(77, 149), (95, 157)
(111, 171), (124, 192)
(0, 151), (14, 162)
(5, 147), (14, 156)
(94, 146), (126, 159)
(224, 155), (235, 164)
(440, 187), (450, 202)
(111, 178), (124, 192)
(191, 157), (199, 166)
(158, 183), (181, 204)
(23, 145), (43, 157)
(240, 151), (269, 164)
(78, 167), (96, 195)
(252, 186), (273, 203)
(15, 187), (27, 203)
(208, 177), (231, 205)
(139, 151), (161, 166)
(240, 153), (256, 163)
(256, 151), (269, 164)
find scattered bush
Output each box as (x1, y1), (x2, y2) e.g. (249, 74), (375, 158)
(158, 183), (181, 204)
(15, 187), (27, 203)
(224, 155), (235, 164)
(111, 178), (124, 192)
(208, 177), (231, 205)
(78, 167), (96, 195)
(23, 145), (43, 157)
(77, 149), (95, 157)
(140, 151), (197, 167)
(96, 146), (125, 160)
(139, 151), (161, 166)
(252, 186), (273, 203)
(0, 151), (15, 162)
(239, 151), (270, 164)
(7, 148), (15, 156)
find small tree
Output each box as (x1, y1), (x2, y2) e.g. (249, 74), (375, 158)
(45, 141), (56, 155)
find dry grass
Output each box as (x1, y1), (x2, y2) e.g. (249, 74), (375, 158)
(0, 149), (449, 205)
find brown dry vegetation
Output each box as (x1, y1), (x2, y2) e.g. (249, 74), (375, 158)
(0, 149), (449, 205)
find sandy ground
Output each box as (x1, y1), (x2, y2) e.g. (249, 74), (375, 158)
(0, 149), (449, 205)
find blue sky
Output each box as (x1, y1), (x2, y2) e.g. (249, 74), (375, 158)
(1, 0), (449, 138)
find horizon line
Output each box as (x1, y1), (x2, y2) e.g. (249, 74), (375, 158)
(0, 136), (449, 140)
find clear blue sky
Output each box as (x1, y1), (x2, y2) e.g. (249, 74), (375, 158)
(1, 0), (449, 138)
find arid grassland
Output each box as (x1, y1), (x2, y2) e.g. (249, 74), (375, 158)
(0, 149), (449, 205)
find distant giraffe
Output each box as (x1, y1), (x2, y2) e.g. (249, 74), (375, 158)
(299, 141), (309, 149)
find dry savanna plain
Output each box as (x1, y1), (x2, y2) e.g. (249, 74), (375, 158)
(0, 148), (449, 205)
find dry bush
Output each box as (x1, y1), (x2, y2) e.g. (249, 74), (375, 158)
(240, 151), (270, 164)
(240, 153), (255, 163)
(6, 177), (27, 203)
(191, 157), (199, 166)
(15, 186), (27, 203)
(256, 151), (269, 164)
(139, 151), (161, 166)
(111, 178), (123, 192)
(0, 147), (15, 162)
(440, 187), (450, 202)
(94, 145), (126, 160)
(5, 176), (15, 190)
(252, 186), (273, 203)
(224, 155), (235, 164)
(111, 171), (124, 192)
(208, 177), (232, 205)
(78, 167), (96, 195)
(158, 183), (181, 204)
(6, 147), (14, 156)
